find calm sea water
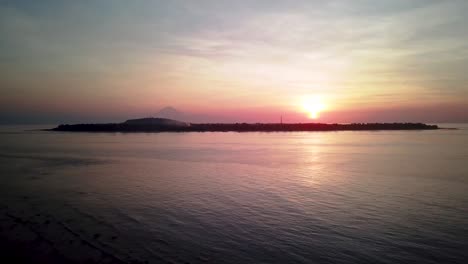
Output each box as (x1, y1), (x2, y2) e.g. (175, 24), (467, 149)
(0, 125), (467, 263)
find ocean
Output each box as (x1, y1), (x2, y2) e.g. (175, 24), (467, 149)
(0, 125), (467, 263)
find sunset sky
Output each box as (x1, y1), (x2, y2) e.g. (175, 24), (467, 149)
(1, 0), (467, 124)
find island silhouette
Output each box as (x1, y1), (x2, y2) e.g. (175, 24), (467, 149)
(49, 117), (439, 132)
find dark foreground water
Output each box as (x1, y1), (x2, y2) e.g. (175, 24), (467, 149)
(0, 125), (467, 263)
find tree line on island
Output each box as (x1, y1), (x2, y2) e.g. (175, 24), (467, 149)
(49, 117), (439, 132)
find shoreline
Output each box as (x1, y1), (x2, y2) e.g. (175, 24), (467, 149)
(49, 122), (439, 133)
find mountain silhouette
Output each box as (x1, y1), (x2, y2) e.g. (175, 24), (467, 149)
(124, 117), (188, 127)
(155, 106), (185, 120)
(154, 106), (221, 123)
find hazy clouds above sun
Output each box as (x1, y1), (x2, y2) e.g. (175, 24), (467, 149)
(1, 0), (467, 123)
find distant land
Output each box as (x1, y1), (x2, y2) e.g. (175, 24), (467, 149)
(49, 117), (439, 132)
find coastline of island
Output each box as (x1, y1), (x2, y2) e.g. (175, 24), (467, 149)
(47, 117), (439, 133)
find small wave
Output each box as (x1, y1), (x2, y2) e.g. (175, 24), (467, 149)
(0, 153), (108, 167)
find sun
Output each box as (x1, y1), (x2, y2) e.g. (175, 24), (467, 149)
(301, 96), (326, 119)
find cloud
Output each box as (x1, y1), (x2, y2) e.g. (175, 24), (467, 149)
(0, 0), (467, 123)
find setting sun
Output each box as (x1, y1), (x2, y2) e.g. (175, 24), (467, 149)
(301, 96), (326, 119)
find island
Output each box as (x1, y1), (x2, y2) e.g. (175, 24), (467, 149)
(49, 117), (439, 132)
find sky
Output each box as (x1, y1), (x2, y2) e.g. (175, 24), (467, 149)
(1, 0), (467, 124)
